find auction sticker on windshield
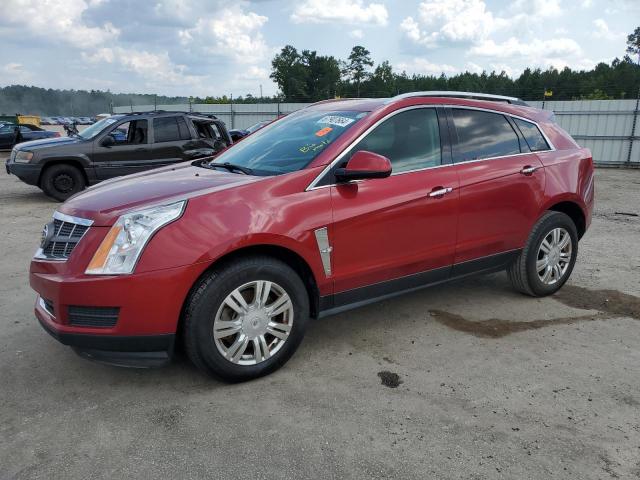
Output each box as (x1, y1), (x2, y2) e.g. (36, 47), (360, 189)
(317, 116), (355, 127)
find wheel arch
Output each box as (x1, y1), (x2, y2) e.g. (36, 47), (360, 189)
(38, 158), (89, 186)
(177, 243), (322, 339)
(547, 200), (586, 239)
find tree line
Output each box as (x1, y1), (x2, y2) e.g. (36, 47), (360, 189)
(1, 27), (639, 115)
(270, 26), (640, 102)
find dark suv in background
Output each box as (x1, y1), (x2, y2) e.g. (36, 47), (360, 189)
(6, 111), (232, 200)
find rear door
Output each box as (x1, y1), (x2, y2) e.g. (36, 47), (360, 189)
(449, 107), (546, 268)
(151, 116), (194, 164)
(92, 118), (154, 179)
(327, 107), (459, 303)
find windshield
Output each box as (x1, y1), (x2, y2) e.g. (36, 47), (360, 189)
(246, 120), (271, 134)
(78, 117), (120, 139)
(210, 109), (368, 176)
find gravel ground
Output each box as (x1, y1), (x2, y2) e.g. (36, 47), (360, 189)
(1, 166), (639, 479)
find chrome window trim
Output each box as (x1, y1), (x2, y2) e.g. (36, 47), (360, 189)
(304, 104), (555, 191)
(53, 211), (94, 226)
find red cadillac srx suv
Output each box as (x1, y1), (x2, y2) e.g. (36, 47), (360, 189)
(30, 92), (595, 381)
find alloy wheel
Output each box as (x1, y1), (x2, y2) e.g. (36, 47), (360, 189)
(536, 227), (572, 285)
(213, 280), (294, 365)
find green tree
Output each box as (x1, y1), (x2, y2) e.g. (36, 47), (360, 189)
(270, 45), (308, 100)
(627, 26), (640, 61)
(344, 46), (374, 97)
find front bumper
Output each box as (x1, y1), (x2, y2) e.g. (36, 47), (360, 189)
(6, 158), (40, 186)
(31, 260), (208, 368)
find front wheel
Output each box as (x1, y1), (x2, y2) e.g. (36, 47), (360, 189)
(508, 211), (578, 297)
(40, 163), (86, 201)
(182, 256), (310, 382)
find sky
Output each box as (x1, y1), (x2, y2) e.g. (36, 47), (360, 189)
(0, 0), (637, 98)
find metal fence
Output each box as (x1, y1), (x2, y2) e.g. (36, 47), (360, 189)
(113, 102), (310, 131)
(114, 99), (640, 167)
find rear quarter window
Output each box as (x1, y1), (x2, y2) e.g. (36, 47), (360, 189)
(513, 118), (550, 152)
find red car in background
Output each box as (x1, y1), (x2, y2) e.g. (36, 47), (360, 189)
(30, 92), (594, 382)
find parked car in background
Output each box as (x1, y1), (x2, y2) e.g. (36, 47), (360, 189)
(28, 92), (594, 381)
(41, 117), (56, 125)
(6, 111), (232, 200)
(229, 119), (273, 142)
(0, 123), (60, 149)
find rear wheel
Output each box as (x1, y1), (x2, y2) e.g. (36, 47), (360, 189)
(508, 211), (578, 297)
(182, 256), (310, 382)
(40, 163), (86, 201)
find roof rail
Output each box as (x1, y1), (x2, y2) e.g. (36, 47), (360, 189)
(123, 110), (218, 119)
(391, 91), (528, 106)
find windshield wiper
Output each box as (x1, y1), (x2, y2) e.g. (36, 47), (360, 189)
(208, 162), (253, 175)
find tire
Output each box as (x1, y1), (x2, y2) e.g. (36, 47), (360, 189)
(40, 163), (86, 201)
(508, 211), (578, 297)
(182, 256), (310, 382)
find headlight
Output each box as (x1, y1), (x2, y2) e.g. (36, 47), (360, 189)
(85, 201), (186, 275)
(14, 151), (34, 163)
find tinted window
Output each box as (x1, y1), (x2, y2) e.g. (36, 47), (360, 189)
(176, 117), (191, 140)
(153, 117), (181, 143)
(513, 118), (550, 152)
(452, 109), (521, 162)
(350, 108), (442, 173)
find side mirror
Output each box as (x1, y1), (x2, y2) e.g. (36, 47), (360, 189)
(335, 150), (392, 182)
(101, 135), (115, 148)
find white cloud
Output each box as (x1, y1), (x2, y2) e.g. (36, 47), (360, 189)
(465, 62), (484, 74)
(2, 63), (32, 83)
(401, 0), (507, 47)
(179, 9), (269, 64)
(291, 0), (388, 26)
(82, 47), (202, 87)
(507, 0), (563, 18)
(470, 37), (582, 60)
(593, 18), (624, 40)
(350, 29), (364, 39)
(397, 58), (457, 76)
(0, 0), (119, 47)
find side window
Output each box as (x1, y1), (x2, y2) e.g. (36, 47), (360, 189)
(110, 119), (148, 145)
(513, 118), (550, 152)
(153, 117), (181, 143)
(19, 126), (32, 133)
(452, 109), (521, 162)
(350, 108), (442, 174)
(176, 117), (191, 140)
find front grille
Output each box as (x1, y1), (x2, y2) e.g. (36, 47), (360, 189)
(68, 306), (120, 328)
(40, 218), (90, 260)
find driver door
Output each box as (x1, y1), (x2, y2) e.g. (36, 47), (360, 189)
(92, 119), (154, 179)
(327, 107), (459, 305)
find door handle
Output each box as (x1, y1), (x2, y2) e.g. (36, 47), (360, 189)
(520, 165), (538, 175)
(428, 186), (454, 198)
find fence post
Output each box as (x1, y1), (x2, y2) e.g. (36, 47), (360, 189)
(230, 96), (235, 129)
(277, 102), (281, 119)
(627, 87), (640, 166)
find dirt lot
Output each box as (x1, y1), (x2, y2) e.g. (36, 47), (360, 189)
(1, 166), (639, 479)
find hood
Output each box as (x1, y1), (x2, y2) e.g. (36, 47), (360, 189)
(17, 136), (82, 150)
(59, 161), (263, 225)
